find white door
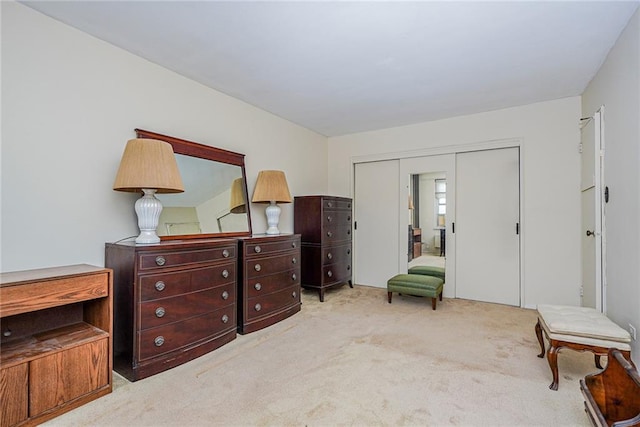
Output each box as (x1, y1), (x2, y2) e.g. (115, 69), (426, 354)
(354, 160), (400, 288)
(455, 148), (520, 306)
(580, 109), (603, 310)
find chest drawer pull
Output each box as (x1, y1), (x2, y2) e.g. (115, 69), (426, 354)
(292, 257), (297, 264)
(347, 265), (351, 271)
(155, 256), (166, 266)
(155, 307), (166, 318)
(347, 229), (351, 235)
(347, 215), (351, 221)
(221, 290), (229, 300)
(347, 249), (351, 255)
(154, 281), (166, 291)
(221, 314), (229, 323)
(254, 263), (261, 272)
(292, 291), (297, 298)
(327, 270), (333, 278)
(254, 245), (262, 253)
(222, 249), (230, 258)
(222, 269), (230, 279)
(254, 303), (262, 312)
(292, 273), (297, 281)
(327, 215), (333, 222)
(327, 252), (333, 260)
(154, 336), (165, 347)
(292, 241), (297, 248)
(254, 283), (262, 291)
(327, 201), (333, 208)
(327, 231), (333, 238)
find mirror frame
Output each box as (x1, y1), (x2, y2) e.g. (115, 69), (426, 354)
(135, 128), (252, 240)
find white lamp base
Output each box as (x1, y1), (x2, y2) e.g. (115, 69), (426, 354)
(134, 189), (163, 244)
(264, 201), (281, 235)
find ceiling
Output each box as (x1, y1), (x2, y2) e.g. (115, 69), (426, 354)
(22, 1), (639, 137)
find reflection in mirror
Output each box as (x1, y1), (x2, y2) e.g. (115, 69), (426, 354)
(135, 128), (252, 240)
(408, 172), (446, 269)
(156, 155), (248, 236)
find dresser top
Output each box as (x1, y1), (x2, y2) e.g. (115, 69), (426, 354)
(107, 237), (238, 250)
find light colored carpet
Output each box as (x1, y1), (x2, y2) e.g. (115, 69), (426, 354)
(44, 285), (595, 426)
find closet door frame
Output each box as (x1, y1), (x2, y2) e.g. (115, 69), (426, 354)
(350, 137), (526, 307)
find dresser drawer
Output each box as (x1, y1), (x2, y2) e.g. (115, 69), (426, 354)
(321, 225), (352, 244)
(138, 245), (236, 271)
(322, 244), (352, 266)
(139, 263), (235, 301)
(322, 210), (352, 228)
(138, 306), (235, 361)
(323, 198), (352, 210)
(245, 252), (299, 279)
(245, 285), (300, 322)
(322, 260), (352, 285)
(246, 268), (300, 297)
(244, 237), (300, 258)
(139, 283), (235, 330)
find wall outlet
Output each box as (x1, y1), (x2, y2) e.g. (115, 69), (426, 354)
(629, 324), (637, 341)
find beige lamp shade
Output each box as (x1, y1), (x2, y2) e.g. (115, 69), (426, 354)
(251, 170), (292, 203)
(113, 138), (184, 193)
(229, 177), (247, 214)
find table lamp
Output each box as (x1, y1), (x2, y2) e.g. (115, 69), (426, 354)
(251, 170), (292, 235)
(113, 138), (184, 244)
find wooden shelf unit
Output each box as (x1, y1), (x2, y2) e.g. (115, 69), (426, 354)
(0, 264), (113, 427)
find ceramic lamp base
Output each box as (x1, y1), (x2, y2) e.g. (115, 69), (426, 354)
(135, 189), (163, 244)
(265, 201), (281, 235)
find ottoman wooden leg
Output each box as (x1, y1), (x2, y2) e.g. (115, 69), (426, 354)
(547, 343), (560, 391)
(387, 292), (392, 303)
(439, 292), (443, 301)
(535, 319), (545, 358)
(431, 297), (436, 310)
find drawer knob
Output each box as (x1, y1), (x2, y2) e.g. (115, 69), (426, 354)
(222, 290), (229, 300)
(292, 257), (297, 264)
(222, 249), (230, 258)
(254, 283), (262, 291)
(347, 229), (351, 235)
(254, 245), (262, 253)
(3, 329), (12, 337)
(327, 202), (333, 208)
(327, 231), (333, 237)
(222, 269), (230, 278)
(292, 273), (297, 281)
(155, 307), (166, 318)
(292, 241), (297, 248)
(327, 215), (333, 222)
(347, 265), (351, 271)
(154, 336), (165, 347)
(327, 252), (333, 260)
(347, 216), (351, 221)
(347, 249), (351, 255)
(254, 263), (261, 272)
(292, 291), (297, 298)
(155, 281), (166, 291)
(222, 314), (229, 323)
(155, 256), (166, 266)
(327, 270), (333, 278)
(254, 303), (262, 312)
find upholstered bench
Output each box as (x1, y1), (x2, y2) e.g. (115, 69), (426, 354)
(387, 274), (444, 310)
(407, 266), (445, 281)
(535, 304), (632, 390)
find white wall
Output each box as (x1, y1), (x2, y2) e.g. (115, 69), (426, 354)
(1, 2), (327, 272)
(582, 8), (640, 363)
(328, 97), (582, 308)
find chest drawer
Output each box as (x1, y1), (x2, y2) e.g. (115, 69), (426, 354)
(138, 305), (235, 361)
(139, 282), (235, 330)
(246, 268), (300, 298)
(244, 238), (300, 258)
(138, 245), (236, 271)
(322, 225), (352, 244)
(322, 244), (352, 266)
(323, 198), (352, 210)
(322, 259), (352, 285)
(322, 210), (352, 228)
(245, 285), (300, 322)
(245, 252), (299, 279)
(139, 263), (235, 301)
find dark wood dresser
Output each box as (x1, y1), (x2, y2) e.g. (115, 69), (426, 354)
(294, 195), (353, 302)
(0, 265), (112, 426)
(237, 234), (301, 334)
(105, 239), (237, 381)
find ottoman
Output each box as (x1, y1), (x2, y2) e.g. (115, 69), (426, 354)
(387, 274), (444, 310)
(535, 304), (632, 390)
(407, 266), (445, 281)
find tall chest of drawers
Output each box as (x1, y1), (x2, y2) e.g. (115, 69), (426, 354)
(294, 196), (353, 302)
(105, 239), (237, 381)
(237, 234), (301, 334)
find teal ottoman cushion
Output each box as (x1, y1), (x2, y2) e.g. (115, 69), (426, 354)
(408, 266), (445, 281)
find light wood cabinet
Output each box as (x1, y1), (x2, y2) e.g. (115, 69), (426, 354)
(0, 264), (113, 427)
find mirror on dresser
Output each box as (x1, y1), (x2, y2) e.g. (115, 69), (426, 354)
(135, 129), (252, 239)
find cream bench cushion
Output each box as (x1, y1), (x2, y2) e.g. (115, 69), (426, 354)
(537, 304), (631, 350)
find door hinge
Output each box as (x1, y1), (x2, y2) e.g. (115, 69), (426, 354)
(578, 143), (583, 154)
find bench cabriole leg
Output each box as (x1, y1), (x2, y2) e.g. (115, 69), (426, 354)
(547, 343), (560, 391)
(595, 354), (603, 369)
(535, 319), (545, 358)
